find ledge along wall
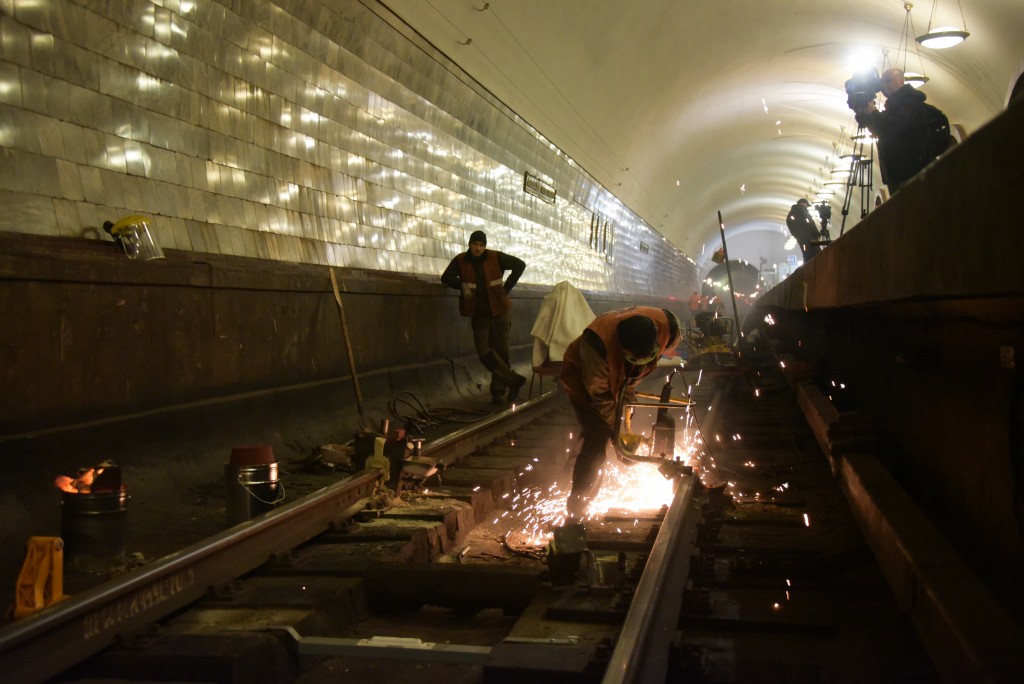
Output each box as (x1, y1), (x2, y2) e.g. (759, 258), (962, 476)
(750, 100), (1024, 621)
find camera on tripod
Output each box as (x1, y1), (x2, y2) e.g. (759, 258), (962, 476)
(845, 67), (882, 110)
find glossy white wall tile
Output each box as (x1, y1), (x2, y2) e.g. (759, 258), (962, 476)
(0, 0), (696, 296)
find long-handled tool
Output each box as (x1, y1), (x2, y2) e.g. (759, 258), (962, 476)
(329, 268), (365, 424)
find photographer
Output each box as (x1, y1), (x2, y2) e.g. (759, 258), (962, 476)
(851, 68), (950, 195)
(786, 198), (821, 262)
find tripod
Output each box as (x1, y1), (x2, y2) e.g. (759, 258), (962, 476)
(838, 125), (875, 237)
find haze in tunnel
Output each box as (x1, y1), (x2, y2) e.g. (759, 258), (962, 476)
(379, 0), (1024, 275)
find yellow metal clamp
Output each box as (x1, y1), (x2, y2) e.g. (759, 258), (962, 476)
(15, 536), (70, 619)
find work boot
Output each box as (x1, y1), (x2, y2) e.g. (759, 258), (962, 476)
(506, 373), (527, 403)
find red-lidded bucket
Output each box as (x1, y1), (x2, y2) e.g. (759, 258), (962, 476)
(225, 444), (284, 526)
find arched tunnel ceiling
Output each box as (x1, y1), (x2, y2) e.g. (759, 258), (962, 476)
(377, 0), (1023, 271)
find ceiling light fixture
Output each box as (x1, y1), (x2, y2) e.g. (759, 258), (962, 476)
(916, 0), (969, 48)
(891, 4), (930, 87)
(904, 72), (929, 87)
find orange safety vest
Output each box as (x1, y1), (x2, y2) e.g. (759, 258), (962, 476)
(456, 250), (511, 317)
(560, 306), (679, 410)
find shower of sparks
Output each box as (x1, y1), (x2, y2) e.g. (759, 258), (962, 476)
(504, 430), (703, 549)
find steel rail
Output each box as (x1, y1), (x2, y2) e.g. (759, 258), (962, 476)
(601, 471), (701, 684)
(421, 391), (555, 466)
(0, 469), (381, 684)
(0, 395), (558, 683)
(600, 375), (728, 682)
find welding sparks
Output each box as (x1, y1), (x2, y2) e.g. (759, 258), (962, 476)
(503, 430), (702, 548)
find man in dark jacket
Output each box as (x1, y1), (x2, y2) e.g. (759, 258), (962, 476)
(854, 68), (944, 195)
(441, 230), (527, 403)
(786, 198), (821, 263)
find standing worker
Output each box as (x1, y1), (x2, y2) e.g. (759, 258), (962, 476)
(559, 306), (682, 518)
(441, 230), (528, 404)
(687, 291), (702, 329)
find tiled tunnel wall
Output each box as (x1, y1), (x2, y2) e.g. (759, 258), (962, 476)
(0, 0), (698, 296)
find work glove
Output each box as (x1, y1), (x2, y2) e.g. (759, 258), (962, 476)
(619, 432), (644, 454)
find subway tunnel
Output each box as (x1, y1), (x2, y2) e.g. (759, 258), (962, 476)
(1, 1), (1022, 680)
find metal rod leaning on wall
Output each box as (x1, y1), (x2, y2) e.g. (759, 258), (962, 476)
(716, 210), (742, 345)
(329, 268), (365, 422)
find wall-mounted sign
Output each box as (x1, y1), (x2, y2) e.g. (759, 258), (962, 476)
(524, 171), (556, 204)
(787, 254), (797, 266)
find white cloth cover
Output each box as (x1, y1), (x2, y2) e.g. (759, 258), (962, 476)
(530, 281), (596, 367)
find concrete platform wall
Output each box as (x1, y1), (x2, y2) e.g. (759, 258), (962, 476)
(1, 231), (686, 437)
(752, 101), (1024, 617)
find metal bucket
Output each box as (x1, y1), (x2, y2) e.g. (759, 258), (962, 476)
(60, 489), (129, 574)
(225, 462), (284, 526)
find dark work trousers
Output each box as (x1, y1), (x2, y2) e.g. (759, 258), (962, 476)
(566, 399), (614, 518)
(471, 311), (515, 398)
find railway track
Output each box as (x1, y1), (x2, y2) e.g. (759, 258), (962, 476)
(1, 378), (705, 684)
(3, 343), (1021, 683)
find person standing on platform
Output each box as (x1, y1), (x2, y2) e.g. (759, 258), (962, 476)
(441, 230), (527, 404)
(853, 67), (952, 195)
(786, 198), (821, 262)
(559, 306), (682, 518)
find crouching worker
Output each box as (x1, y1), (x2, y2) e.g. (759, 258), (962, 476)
(559, 306), (682, 519)
(441, 230), (528, 404)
